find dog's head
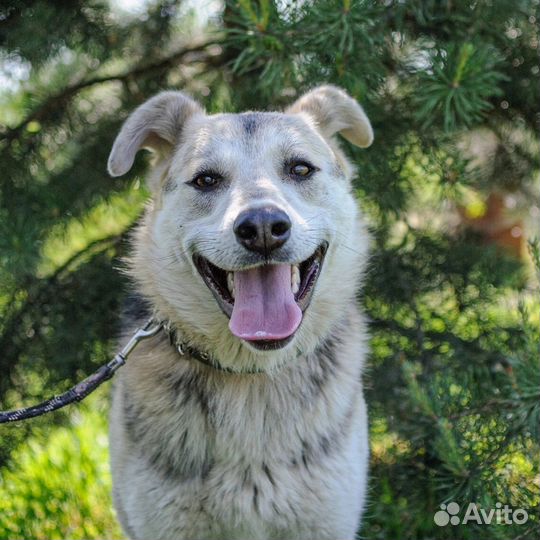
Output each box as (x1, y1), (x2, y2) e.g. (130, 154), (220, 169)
(108, 85), (373, 370)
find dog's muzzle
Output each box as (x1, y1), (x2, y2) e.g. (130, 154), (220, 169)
(193, 242), (328, 350)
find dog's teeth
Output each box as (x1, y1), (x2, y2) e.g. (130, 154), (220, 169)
(291, 265), (300, 295)
(227, 272), (235, 298)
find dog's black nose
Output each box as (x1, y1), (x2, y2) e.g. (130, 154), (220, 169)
(234, 207), (292, 256)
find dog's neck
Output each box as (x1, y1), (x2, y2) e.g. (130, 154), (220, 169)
(162, 321), (266, 374)
(160, 319), (340, 375)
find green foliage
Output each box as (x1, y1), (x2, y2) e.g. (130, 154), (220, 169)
(412, 42), (508, 131)
(0, 394), (123, 539)
(1, 1), (539, 539)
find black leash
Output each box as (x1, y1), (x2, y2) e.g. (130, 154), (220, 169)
(0, 318), (162, 424)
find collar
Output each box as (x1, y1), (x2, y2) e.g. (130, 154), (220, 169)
(162, 322), (266, 374)
(160, 320), (338, 376)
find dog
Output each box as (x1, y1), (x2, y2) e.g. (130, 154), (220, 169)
(107, 85), (373, 540)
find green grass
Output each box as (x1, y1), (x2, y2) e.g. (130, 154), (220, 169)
(0, 391), (124, 540)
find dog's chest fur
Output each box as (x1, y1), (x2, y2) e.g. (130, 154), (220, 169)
(110, 306), (368, 540)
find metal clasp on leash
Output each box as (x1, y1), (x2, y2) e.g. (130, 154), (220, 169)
(0, 318), (163, 424)
(109, 318), (163, 371)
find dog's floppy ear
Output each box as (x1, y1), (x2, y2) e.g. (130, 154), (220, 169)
(107, 91), (204, 177)
(286, 85), (373, 148)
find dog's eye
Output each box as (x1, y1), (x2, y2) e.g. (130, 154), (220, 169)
(289, 161), (315, 179)
(190, 172), (222, 191)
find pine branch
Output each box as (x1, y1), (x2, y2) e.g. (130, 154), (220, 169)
(0, 40), (223, 145)
(0, 232), (125, 394)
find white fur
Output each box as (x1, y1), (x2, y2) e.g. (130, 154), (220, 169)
(108, 86), (373, 540)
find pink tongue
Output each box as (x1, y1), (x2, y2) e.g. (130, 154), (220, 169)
(229, 265), (302, 341)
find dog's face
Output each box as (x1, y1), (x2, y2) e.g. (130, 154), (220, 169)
(108, 86), (373, 369)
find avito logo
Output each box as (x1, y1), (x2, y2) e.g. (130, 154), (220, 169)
(434, 502), (529, 526)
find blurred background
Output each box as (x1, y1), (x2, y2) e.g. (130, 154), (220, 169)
(0, 1), (539, 538)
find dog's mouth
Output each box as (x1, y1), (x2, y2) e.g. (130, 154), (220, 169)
(193, 243), (328, 350)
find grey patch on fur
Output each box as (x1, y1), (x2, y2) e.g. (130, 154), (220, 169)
(166, 369), (212, 417)
(272, 501), (283, 517)
(332, 161), (346, 179)
(158, 446), (213, 483)
(253, 484), (259, 514)
(190, 193), (218, 215)
(291, 394), (356, 469)
(294, 332), (341, 406)
(162, 175), (177, 192)
(263, 462), (275, 486)
(242, 465), (252, 487)
(122, 388), (144, 440)
(122, 386), (213, 482)
(308, 337), (339, 394)
(239, 112), (264, 136)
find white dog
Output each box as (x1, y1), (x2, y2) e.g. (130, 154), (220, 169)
(107, 85), (373, 540)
